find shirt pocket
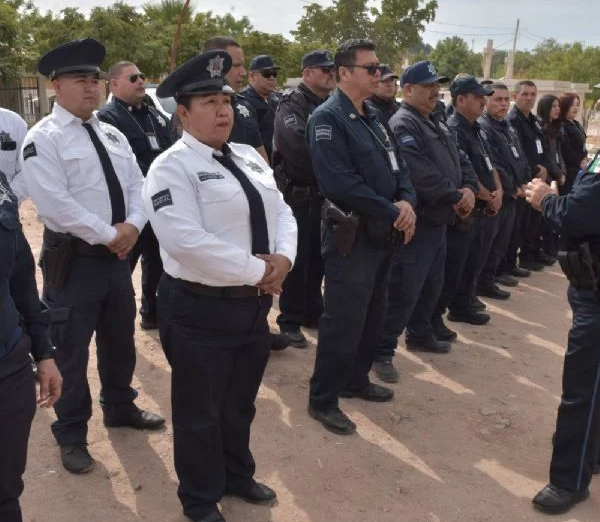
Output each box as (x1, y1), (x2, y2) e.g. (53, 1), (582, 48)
(59, 144), (102, 192)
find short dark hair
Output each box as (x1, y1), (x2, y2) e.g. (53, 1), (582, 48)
(334, 39), (376, 82)
(489, 82), (509, 91)
(176, 95), (193, 109)
(514, 80), (536, 93)
(108, 61), (136, 80)
(203, 37), (240, 52)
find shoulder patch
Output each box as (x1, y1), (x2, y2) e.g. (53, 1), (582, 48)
(283, 114), (297, 128)
(151, 188), (173, 212)
(399, 134), (416, 147)
(197, 172), (225, 182)
(315, 124), (332, 141)
(23, 142), (37, 161)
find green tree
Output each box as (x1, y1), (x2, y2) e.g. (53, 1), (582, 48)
(427, 36), (482, 78)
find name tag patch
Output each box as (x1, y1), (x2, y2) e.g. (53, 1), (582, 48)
(0, 141), (16, 151)
(197, 172), (224, 182)
(23, 142), (37, 161)
(151, 188), (173, 212)
(315, 124), (332, 141)
(283, 114), (297, 128)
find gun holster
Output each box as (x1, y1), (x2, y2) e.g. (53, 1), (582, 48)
(40, 228), (74, 289)
(557, 242), (600, 292)
(322, 199), (360, 257)
(364, 218), (405, 250)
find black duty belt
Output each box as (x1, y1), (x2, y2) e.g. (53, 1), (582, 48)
(167, 275), (267, 298)
(72, 238), (114, 257)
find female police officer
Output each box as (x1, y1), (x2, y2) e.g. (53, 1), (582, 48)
(142, 50), (297, 522)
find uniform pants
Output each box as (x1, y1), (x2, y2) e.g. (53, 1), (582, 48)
(550, 287), (600, 491)
(519, 204), (543, 261)
(479, 198), (517, 287)
(130, 223), (163, 323)
(309, 228), (392, 410)
(277, 197), (324, 331)
(157, 275), (272, 520)
(375, 223), (446, 359)
(499, 197), (526, 273)
(42, 254), (138, 446)
(0, 335), (36, 522)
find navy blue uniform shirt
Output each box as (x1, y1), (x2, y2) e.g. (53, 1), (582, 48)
(560, 119), (587, 179)
(0, 171), (51, 361)
(230, 94), (264, 148)
(97, 97), (173, 176)
(389, 103), (479, 226)
(507, 105), (545, 178)
(307, 88), (416, 222)
(366, 95), (401, 125)
(240, 85), (280, 161)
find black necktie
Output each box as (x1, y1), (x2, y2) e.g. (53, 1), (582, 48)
(213, 150), (270, 254)
(82, 122), (126, 224)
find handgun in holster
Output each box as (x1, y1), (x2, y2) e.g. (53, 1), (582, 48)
(557, 242), (599, 291)
(40, 228), (74, 289)
(322, 198), (360, 257)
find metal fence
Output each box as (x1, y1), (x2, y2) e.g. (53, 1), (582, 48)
(0, 76), (42, 127)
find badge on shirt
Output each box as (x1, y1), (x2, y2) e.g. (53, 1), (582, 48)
(147, 133), (161, 152)
(556, 152), (560, 164)
(23, 142), (37, 161)
(0, 131), (16, 151)
(511, 146), (520, 159)
(156, 115), (167, 127)
(315, 124), (332, 141)
(283, 114), (297, 128)
(484, 156), (493, 172)
(236, 104), (250, 118)
(105, 131), (120, 144)
(243, 160), (264, 174)
(535, 139), (543, 155)
(151, 188), (173, 212)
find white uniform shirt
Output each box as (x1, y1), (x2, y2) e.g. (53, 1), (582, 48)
(0, 108), (28, 203)
(21, 103), (147, 245)
(143, 131), (297, 287)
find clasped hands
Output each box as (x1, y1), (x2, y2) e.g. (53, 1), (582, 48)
(393, 200), (417, 244)
(256, 254), (292, 295)
(453, 187), (476, 218)
(108, 223), (140, 260)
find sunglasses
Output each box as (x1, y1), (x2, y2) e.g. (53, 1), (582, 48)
(318, 67), (334, 74)
(349, 64), (383, 76)
(128, 73), (146, 83)
(259, 70), (278, 79)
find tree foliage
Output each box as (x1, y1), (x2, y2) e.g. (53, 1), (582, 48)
(427, 36), (482, 79)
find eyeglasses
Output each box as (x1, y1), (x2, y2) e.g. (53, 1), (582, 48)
(319, 67), (334, 74)
(348, 64), (382, 76)
(128, 73), (146, 83)
(259, 70), (278, 79)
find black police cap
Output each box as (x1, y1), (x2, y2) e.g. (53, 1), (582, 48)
(450, 75), (494, 97)
(379, 64), (399, 82)
(301, 50), (334, 71)
(249, 55), (280, 71)
(157, 50), (236, 99)
(38, 38), (106, 81)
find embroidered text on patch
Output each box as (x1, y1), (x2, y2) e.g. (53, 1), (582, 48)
(283, 114), (297, 128)
(197, 172), (225, 182)
(151, 188), (173, 212)
(23, 142), (37, 161)
(400, 134), (416, 146)
(315, 124), (332, 141)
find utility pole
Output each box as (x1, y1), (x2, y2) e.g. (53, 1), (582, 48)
(483, 39), (493, 79)
(505, 18), (519, 79)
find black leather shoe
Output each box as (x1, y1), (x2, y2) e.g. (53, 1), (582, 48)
(339, 382), (394, 402)
(307, 405), (356, 435)
(140, 319), (158, 330)
(494, 274), (518, 287)
(476, 284), (510, 300)
(447, 310), (490, 325)
(302, 318), (320, 329)
(519, 258), (544, 271)
(535, 252), (557, 266)
(470, 296), (486, 311)
(372, 359), (399, 383)
(431, 316), (458, 342)
(104, 408), (165, 430)
(280, 328), (308, 348)
(225, 481), (277, 506)
(61, 445), (95, 474)
(509, 266), (531, 278)
(406, 336), (452, 353)
(193, 508), (226, 522)
(269, 332), (291, 351)
(532, 483), (589, 514)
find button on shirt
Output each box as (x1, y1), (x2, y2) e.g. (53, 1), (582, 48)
(0, 108), (28, 203)
(20, 103), (147, 245)
(142, 131), (297, 287)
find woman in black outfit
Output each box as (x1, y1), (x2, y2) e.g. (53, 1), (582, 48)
(559, 93), (588, 195)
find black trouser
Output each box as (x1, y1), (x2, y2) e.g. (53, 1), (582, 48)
(499, 197), (527, 273)
(277, 197), (324, 331)
(157, 275), (272, 520)
(549, 286), (600, 491)
(519, 204), (543, 261)
(376, 223), (446, 359)
(42, 254), (138, 446)
(479, 197), (517, 287)
(309, 227), (392, 410)
(0, 335), (36, 522)
(130, 223), (163, 323)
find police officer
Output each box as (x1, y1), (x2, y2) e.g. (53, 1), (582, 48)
(143, 50), (297, 522)
(307, 39), (417, 435)
(241, 55), (282, 162)
(0, 173), (62, 522)
(507, 80), (548, 271)
(477, 83), (529, 290)
(272, 50), (334, 347)
(98, 61), (174, 330)
(526, 157), (600, 515)
(374, 62), (477, 383)
(0, 107), (28, 203)
(21, 38), (164, 475)
(366, 64), (400, 124)
(442, 77), (503, 328)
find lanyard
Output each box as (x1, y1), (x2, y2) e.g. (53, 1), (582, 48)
(117, 103), (157, 136)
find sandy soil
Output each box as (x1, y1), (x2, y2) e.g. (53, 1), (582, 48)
(18, 200), (598, 522)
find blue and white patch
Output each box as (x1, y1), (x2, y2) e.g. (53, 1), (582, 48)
(23, 142), (37, 161)
(399, 134), (416, 147)
(283, 114), (297, 128)
(151, 188), (173, 212)
(197, 172), (225, 182)
(315, 124), (332, 141)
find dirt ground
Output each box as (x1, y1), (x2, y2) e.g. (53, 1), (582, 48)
(18, 200), (598, 522)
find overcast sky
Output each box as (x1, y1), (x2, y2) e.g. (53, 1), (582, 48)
(38, 0), (599, 51)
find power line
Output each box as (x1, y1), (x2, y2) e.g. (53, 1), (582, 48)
(425, 29), (514, 37)
(429, 20), (514, 30)
(521, 29), (547, 41)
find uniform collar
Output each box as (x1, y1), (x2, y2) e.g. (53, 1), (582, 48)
(452, 111), (479, 131)
(181, 130), (221, 161)
(483, 111), (507, 128)
(53, 102), (99, 127)
(113, 96), (147, 114)
(298, 82), (328, 105)
(334, 88), (377, 121)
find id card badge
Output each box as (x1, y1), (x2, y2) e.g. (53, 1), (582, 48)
(484, 156), (493, 172)
(536, 139), (543, 155)
(386, 147), (400, 172)
(147, 133), (161, 152)
(556, 152), (560, 164)
(511, 145), (520, 159)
